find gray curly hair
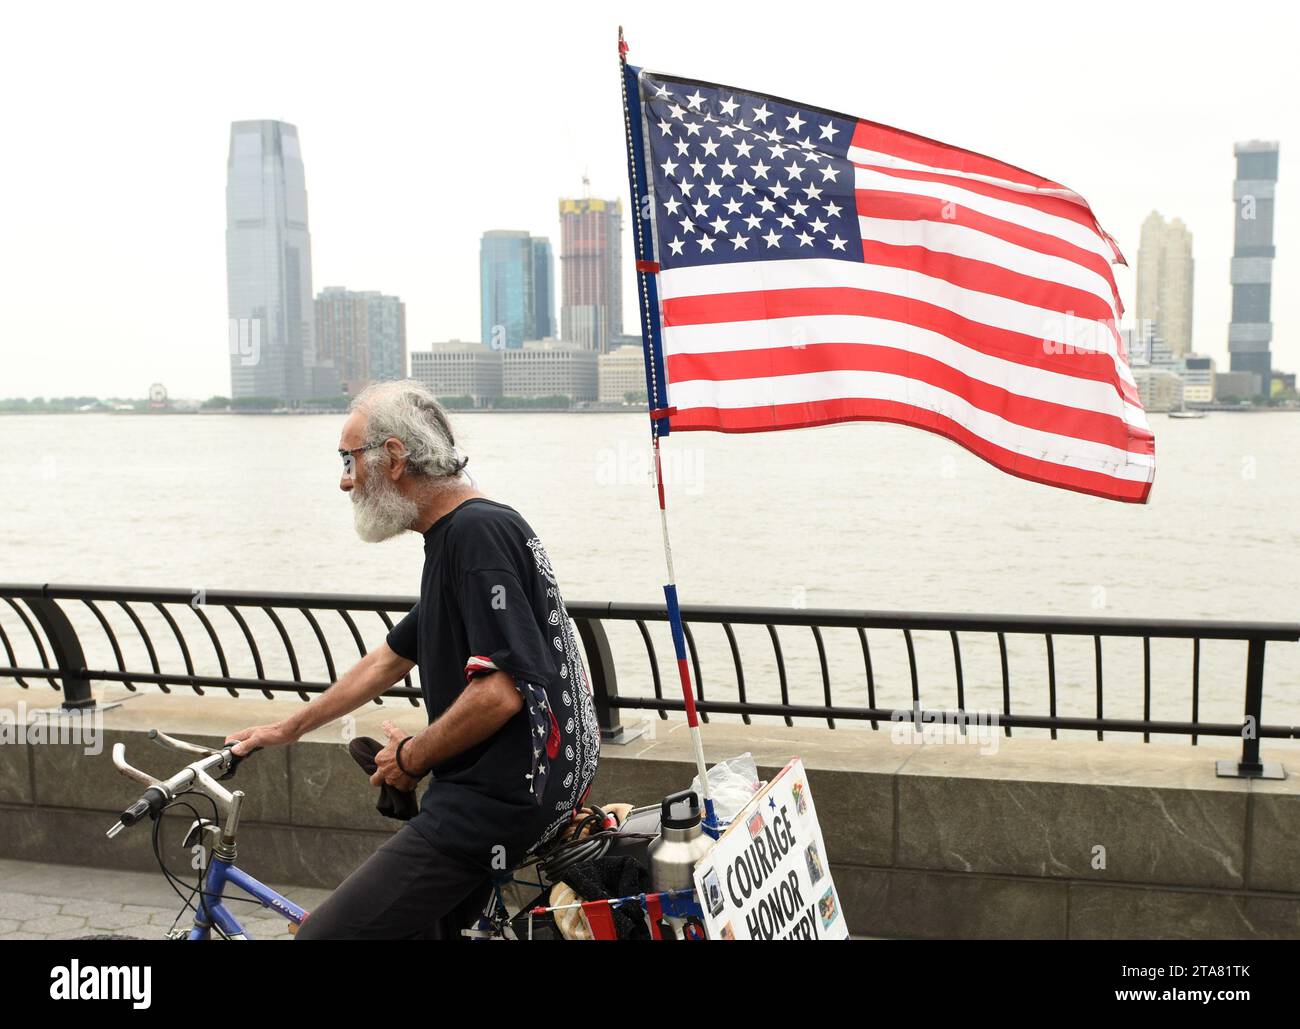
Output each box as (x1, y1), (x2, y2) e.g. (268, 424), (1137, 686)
(350, 380), (468, 479)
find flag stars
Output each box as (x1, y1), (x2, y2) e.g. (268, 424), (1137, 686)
(669, 237), (686, 256)
(818, 121), (838, 141)
(751, 159), (770, 179)
(704, 179), (724, 198)
(809, 217), (829, 234)
(756, 196), (776, 214)
(673, 138), (691, 157)
(663, 196), (681, 216)
(709, 215), (730, 235)
(819, 166), (840, 182)
(683, 121), (703, 137)
(679, 216), (696, 234)
(697, 235), (716, 252)
(829, 235), (848, 251)
(730, 232), (751, 250)
(718, 158), (737, 178)
(668, 103), (686, 120)
(685, 89), (706, 110)
(785, 112), (805, 132)
(763, 229), (783, 248)
(743, 213), (763, 231)
(824, 201), (842, 218)
(689, 157), (706, 177)
(752, 103), (772, 124)
(701, 137), (720, 157)
(786, 162), (805, 180)
(719, 96), (739, 117)
(723, 197), (743, 215)
(796, 230), (815, 246)
(659, 157), (678, 177)
(734, 140), (754, 159)
(691, 199), (709, 218)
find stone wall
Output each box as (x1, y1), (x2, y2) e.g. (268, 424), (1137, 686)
(1, 685), (1297, 938)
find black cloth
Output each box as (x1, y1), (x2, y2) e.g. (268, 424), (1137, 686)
(294, 822), (491, 940)
(346, 736), (418, 821)
(385, 498), (601, 871)
(560, 856), (654, 941)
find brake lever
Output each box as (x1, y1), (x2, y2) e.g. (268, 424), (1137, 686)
(219, 744), (261, 781)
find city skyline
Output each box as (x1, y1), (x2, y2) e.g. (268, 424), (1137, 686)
(2, 3), (1297, 398)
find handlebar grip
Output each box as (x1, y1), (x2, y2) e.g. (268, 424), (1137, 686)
(118, 786), (168, 828)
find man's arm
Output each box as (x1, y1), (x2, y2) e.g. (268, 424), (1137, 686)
(371, 669), (523, 787)
(225, 642), (415, 755)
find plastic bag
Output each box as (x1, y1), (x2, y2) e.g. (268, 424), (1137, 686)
(689, 753), (766, 827)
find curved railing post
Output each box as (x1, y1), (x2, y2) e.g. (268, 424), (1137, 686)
(574, 613), (624, 742)
(28, 592), (94, 710)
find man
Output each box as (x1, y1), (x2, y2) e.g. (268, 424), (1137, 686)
(226, 380), (601, 939)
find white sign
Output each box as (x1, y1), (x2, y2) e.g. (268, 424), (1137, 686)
(692, 757), (847, 940)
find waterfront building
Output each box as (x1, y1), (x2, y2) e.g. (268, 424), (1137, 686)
(598, 345), (647, 403)
(410, 342), (502, 406)
(1136, 212), (1194, 359)
(226, 120), (338, 403)
(480, 231), (554, 350)
(1133, 368), (1185, 413)
(1182, 355), (1216, 405)
(1227, 141), (1280, 395)
(503, 340), (598, 401)
(314, 287), (407, 395)
(559, 196), (623, 353)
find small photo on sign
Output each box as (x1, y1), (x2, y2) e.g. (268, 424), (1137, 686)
(805, 841), (824, 885)
(819, 887), (839, 929)
(702, 868), (725, 917)
(720, 921), (735, 941)
(791, 780), (808, 817)
(746, 810), (765, 839)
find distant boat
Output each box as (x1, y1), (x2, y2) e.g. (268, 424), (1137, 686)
(1168, 409), (1207, 419)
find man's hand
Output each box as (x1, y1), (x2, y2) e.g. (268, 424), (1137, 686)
(225, 722), (296, 756)
(371, 720), (420, 792)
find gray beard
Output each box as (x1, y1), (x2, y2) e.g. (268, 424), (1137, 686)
(352, 475), (419, 543)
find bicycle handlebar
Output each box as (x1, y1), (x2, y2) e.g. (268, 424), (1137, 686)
(106, 732), (254, 839)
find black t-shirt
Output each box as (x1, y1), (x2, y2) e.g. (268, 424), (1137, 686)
(385, 498), (601, 869)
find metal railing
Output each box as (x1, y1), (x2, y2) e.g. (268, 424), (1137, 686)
(1, 583), (1297, 779)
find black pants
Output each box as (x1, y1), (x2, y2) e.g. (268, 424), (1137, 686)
(295, 823), (493, 940)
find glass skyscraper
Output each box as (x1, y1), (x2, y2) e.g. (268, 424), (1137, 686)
(480, 230), (555, 349)
(226, 120), (338, 403)
(1227, 141), (1280, 395)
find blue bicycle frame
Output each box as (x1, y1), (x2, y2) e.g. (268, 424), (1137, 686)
(188, 853), (308, 940)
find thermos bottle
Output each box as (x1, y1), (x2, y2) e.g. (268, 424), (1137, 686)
(647, 789), (715, 893)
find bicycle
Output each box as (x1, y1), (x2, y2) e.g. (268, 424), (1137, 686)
(101, 728), (675, 940)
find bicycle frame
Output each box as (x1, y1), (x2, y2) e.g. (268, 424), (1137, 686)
(187, 852), (308, 940)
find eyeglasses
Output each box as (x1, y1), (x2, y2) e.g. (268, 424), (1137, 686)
(339, 439), (387, 478)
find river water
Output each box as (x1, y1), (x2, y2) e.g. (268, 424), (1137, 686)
(3, 411), (1298, 743)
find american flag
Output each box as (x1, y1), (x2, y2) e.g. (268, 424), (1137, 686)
(624, 68), (1155, 503)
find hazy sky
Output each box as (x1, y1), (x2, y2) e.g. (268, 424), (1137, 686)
(2, 0), (1296, 398)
